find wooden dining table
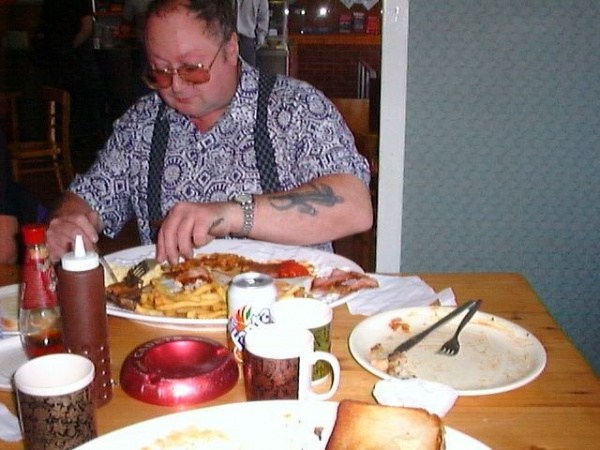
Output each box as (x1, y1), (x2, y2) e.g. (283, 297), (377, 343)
(1, 266), (599, 449)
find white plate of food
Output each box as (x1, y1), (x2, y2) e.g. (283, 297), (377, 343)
(104, 239), (376, 331)
(349, 306), (547, 396)
(0, 283), (19, 333)
(76, 400), (491, 449)
(0, 337), (28, 391)
(0, 285), (29, 391)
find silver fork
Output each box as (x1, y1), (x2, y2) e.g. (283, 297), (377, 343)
(123, 258), (159, 287)
(438, 299), (482, 356)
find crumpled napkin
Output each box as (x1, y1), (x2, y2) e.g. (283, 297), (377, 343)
(0, 402), (22, 442)
(346, 275), (456, 315)
(372, 378), (458, 417)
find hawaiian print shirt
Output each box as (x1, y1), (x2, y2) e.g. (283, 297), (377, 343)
(70, 62), (371, 248)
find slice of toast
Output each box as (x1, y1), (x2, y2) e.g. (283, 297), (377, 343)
(326, 400), (445, 450)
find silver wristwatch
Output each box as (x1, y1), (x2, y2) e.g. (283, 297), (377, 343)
(232, 194), (254, 238)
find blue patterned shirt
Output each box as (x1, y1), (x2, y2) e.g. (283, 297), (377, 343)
(70, 63), (371, 246)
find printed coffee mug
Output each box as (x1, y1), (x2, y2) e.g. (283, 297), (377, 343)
(270, 298), (333, 382)
(14, 353), (97, 450)
(243, 324), (340, 401)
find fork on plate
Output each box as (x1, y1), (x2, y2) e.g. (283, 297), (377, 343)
(123, 258), (159, 287)
(438, 299), (482, 356)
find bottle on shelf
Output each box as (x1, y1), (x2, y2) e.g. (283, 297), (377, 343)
(19, 223), (64, 358)
(58, 235), (113, 407)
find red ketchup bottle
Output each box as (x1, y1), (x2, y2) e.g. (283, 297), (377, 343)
(19, 223), (64, 358)
(58, 235), (113, 407)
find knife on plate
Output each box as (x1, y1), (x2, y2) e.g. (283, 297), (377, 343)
(94, 244), (119, 285)
(388, 299), (480, 357)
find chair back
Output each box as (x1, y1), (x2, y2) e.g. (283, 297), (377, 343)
(45, 87), (71, 153)
(330, 97), (379, 181)
(8, 86), (74, 192)
(0, 92), (20, 143)
(329, 97), (379, 272)
(330, 98), (371, 136)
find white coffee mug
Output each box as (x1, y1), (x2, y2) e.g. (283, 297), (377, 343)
(270, 298), (333, 382)
(243, 324), (340, 401)
(14, 353), (97, 450)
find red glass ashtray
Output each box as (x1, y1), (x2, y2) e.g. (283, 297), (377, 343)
(120, 336), (239, 406)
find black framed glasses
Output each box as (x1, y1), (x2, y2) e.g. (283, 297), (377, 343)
(143, 41), (225, 89)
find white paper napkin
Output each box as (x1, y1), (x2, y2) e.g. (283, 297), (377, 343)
(0, 402), (21, 442)
(372, 378), (458, 417)
(346, 275), (456, 315)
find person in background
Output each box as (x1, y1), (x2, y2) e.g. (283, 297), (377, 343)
(46, 0), (372, 266)
(0, 129), (19, 264)
(32, 0), (106, 148)
(0, 130), (47, 264)
(236, 0), (269, 66)
(122, 0), (154, 40)
(121, 0), (155, 99)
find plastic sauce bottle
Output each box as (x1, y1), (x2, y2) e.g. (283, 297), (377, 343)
(58, 235), (113, 407)
(19, 223), (64, 358)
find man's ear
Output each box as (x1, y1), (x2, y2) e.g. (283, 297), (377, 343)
(224, 32), (240, 64)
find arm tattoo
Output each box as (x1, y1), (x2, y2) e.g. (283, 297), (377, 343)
(268, 183), (343, 216)
(208, 217), (224, 232)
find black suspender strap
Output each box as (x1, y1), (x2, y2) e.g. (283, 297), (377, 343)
(254, 72), (281, 193)
(147, 103), (169, 241)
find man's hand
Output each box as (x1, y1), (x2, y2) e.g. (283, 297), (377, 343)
(155, 202), (234, 265)
(47, 209), (102, 262)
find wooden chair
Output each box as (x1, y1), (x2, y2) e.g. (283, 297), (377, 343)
(8, 86), (74, 192)
(0, 91), (21, 143)
(330, 98), (379, 272)
(330, 98), (379, 178)
(330, 98), (370, 136)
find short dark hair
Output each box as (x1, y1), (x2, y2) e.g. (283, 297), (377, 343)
(146, 0), (236, 42)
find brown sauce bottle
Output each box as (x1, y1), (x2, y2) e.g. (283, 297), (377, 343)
(57, 235), (112, 407)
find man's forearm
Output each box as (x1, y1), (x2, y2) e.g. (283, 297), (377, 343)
(249, 174), (373, 245)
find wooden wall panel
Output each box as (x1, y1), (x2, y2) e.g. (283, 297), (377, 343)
(292, 39), (380, 98)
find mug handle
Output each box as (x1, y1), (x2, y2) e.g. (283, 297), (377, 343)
(308, 351), (340, 401)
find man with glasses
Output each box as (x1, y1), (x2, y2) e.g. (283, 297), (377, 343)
(46, 0), (373, 266)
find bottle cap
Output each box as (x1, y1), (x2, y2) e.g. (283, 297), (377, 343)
(21, 223), (47, 246)
(61, 235), (100, 271)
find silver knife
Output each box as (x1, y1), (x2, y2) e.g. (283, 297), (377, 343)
(388, 299), (480, 357)
(93, 243), (120, 285)
(99, 254), (119, 284)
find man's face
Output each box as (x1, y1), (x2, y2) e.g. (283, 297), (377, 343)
(145, 8), (238, 123)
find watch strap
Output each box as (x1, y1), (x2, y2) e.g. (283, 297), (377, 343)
(235, 195), (254, 238)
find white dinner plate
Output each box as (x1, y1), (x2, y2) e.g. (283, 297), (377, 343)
(0, 283), (19, 332)
(76, 400), (491, 449)
(0, 337), (28, 391)
(349, 306), (547, 396)
(104, 239), (363, 331)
